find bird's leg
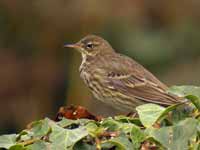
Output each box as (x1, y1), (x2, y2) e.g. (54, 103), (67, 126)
(126, 111), (138, 118)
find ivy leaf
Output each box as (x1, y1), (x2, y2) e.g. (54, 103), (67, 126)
(9, 144), (26, 150)
(30, 118), (50, 138)
(1, 86), (200, 150)
(85, 122), (104, 137)
(26, 141), (50, 150)
(146, 118), (198, 150)
(120, 123), (136, 134)
(130, 125), (146, 149)
(168, 86), (200, 110)
(114, 115), (142, 126)
(136, 104), (165, 127)
(57, 118), (91, 128)
(73, 141), (96, 150)
(13, 118), (50, 148)
(48, 119), (88, 150)
(0, 134), (17, 149)
(157, 103), (182, 122)
(103, 134), (134, 150)
(168, 86), (200, 97)
(16, 130), (30, 142)
(185, 95), (200, 110)
(101, 118), (121, 131)
(101, 117), (136, 134)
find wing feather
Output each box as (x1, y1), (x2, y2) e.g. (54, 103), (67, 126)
(100, 53), (181, 106)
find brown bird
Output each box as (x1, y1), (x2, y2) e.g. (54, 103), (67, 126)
(64, 35), (183, 112)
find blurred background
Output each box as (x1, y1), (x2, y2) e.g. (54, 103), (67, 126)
(0, 0), (200, 134)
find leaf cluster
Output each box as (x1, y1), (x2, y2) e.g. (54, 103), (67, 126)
(0, 86), (200, 150)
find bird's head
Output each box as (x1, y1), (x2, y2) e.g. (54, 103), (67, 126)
(64, 35), (114, 57)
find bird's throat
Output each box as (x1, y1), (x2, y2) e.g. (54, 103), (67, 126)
(79, 53), (87, 72)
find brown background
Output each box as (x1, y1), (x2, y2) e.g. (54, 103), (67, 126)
(0, 0), (200, 134)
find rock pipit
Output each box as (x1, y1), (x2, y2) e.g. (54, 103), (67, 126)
(64, 35), (183, 111)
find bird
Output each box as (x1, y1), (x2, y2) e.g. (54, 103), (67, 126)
(64, 35), (183, 112)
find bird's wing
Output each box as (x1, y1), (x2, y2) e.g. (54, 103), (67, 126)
(102, 54), (180, 106)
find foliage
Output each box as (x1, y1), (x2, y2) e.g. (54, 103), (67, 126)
(0, 85), (200, 150)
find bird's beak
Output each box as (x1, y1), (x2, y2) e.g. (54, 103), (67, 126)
(64, 43), (86, 54)
(63, 43), (80, 49)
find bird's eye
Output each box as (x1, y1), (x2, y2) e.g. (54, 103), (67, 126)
(86, 43), (93, 49)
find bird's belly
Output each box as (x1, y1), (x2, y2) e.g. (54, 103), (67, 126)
(93, 91), (141, 112)
(81, 71), (104, 100)
(89, 82), (141, 111)
(80, 71), (144, 112)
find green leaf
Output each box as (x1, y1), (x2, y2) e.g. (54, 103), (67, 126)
(197, 119), (200, 132)
(73, 141), (96, 150)
(114, 115), (142, 126)
(146, 118), (198, 150)
(16, 130), (30, 142)
(26, 141), (50, 150)
(48, 119), (88, 150)
(101, 117), (136, 134)
(101, 118), (121, 131)
(171, 106), (191, 124)
(185, 95), (200, 110)
(85, 122), (104, 137)
(168, 86), (200, 97)
(100, 142), (115, 149)
(9, 144), (26, 150)
(57, 118), (91, 128)
(103, 134), (134, 150)
(120, 123), (135, 134)
(130, 125), (146, 149)
(157, 103), (182, 122)
(136, 104), (165, 127)
(168, 86), (200, 110)
(191, 143), (200, 150)
(0, 134), (17, 149)
(30, 118), (50, 138)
